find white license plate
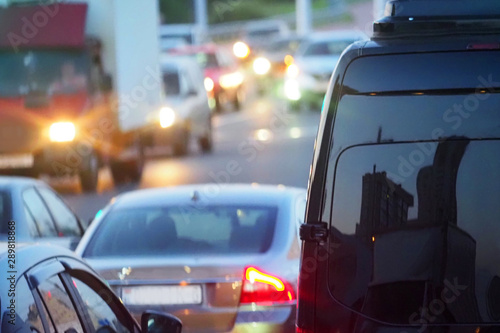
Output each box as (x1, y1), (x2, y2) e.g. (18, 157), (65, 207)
(122, 285), (202, 305)
(0, 154), (34, 169)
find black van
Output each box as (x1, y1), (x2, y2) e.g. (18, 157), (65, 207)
(298, 1), (500, 332)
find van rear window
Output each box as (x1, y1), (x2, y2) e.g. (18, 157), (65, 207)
(326, 51), (500, 325)
(342, 51), (500, 93)
(329, 140), (500, 325)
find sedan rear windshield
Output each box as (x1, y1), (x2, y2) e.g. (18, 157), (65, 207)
(83, 205), (278, 257)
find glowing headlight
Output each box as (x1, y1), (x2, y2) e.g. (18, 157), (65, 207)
(233, 41), (250, 59)
(253, 57), (271, 75)
(286, 63), (299, 78)
(160, 107), (176, 128)
(219, 72), (244, 89)
(49, 122), (76, 142)
(284, 80), (301, 101)
(204, 77), (214, 92)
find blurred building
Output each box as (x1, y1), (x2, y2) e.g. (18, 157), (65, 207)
(416, 138), (469, 226)
(355, 166), (414, 242)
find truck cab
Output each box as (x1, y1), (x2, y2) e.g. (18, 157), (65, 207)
(0, 0), (162, 191)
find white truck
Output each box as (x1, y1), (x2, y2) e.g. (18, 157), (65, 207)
(159, 24), (208, 51)
(0, 0), (163, 191)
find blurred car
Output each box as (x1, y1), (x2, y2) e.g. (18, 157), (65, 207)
(0, 176), (84, 249)
(160, 37), (189, 53)
(170, 44), (245, 113)
(251, 35), (307, 95)
(143, 56), (213, 156)
(234, 20), (291, 60)
(76, 184), (306, 333)
(159, 24), (207, 51)
(284, 30), (367, 110)
(0, 243), (182, 333)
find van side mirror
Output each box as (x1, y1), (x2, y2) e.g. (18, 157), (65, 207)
(141, 311), (182, 333)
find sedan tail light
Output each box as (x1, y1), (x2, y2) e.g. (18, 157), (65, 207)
(240, 266), (295, 305)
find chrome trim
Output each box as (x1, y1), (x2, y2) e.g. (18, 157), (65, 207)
(107, 277), (241, 286)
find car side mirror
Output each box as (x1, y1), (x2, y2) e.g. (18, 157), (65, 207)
(141, 311), (182, 333)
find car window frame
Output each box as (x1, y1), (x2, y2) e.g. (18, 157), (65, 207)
(25, 256), (140, 333)
(22, 186), (60, 238)
(36, 273), (86, 333)
(62, 256), (140, 332)
(66, 270), (140, 333)
(25, 258), (86, 332)
(10, 274), (55, 333)
(24, 204), (41, 237)
(36, 186), (84, 237)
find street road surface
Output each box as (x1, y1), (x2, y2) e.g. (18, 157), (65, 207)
(55, 96), (320, 223)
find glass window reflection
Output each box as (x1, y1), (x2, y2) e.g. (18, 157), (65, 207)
(329, 139), (500, 324)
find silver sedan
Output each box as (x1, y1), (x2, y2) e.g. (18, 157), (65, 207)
(76, 184), (306, 332)
(0, 176), (84, 249)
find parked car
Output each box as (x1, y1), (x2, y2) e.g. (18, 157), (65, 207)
(76, 184), (306, 332)
(284, 30), (366, 110)
(170, 44), (245, 113)
(298, 1), (500, 332)
(143, 56), (213, 156)
(0, 176), (84, 249)
(0, 243), (182, 333)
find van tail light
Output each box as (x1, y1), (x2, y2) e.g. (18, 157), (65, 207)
(240, 266), (295, 305)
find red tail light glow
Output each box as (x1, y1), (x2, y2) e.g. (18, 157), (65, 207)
(240, 266), (295, 305)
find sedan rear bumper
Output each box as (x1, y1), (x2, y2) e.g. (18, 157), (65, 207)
(232, 303), (296, 332)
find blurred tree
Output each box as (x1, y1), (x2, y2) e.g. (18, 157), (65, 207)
(159, 0), (195, 24)
(159, 0), (324, 25)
